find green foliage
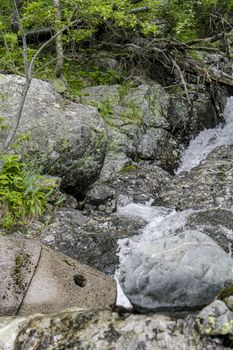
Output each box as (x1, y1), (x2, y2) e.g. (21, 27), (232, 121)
(118, 164), (140, 173)
(87, 98), (114, 122)
(120, 101), (142, 125)
(97, 99), (114, 121)
(157, 0), (232, 40)
(0, 0), (158, 76)
(0, 154), (57, 228)
(118, 81), (136, 102)
(0, 0), (232, 81)
(33, 54), (122, 97)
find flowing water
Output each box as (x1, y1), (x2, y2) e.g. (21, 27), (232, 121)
(176, 96), (233, 174)
(115, 96), (233, 308)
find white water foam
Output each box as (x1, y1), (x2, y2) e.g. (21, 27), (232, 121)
(176, 96), (233, 174)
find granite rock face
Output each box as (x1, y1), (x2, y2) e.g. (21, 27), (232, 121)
(80, 83), (182, 179)
(118, 230), (233, 312)
(0, 309), (229, 350)
(85, 162), (172, 213)
(187, 208), (233, 254)
(0, 74), (108, 196)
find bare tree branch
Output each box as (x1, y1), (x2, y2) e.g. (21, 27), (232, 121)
(127, 6), (151, 14)
(171, 57), (191, 106)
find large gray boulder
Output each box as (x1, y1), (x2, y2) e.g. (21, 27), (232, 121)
(0, 308), (229, 350)
(0, 236), (116, 316)
(0, 74), (108, 195)
(157, 144), (233, 210)
(80, 83), (181, 179)
(118, 230), (233, 312)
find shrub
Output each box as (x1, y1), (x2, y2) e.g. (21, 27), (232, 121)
(0, 153), (57, 228)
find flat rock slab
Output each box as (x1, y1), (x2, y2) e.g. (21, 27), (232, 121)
(19, 247), (116, 315)
(0, 236), (41, 316)
(118, 230), (233, 312)
(0, 237), (116, 316)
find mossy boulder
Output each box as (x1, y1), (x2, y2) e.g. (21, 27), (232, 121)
(196, 300), (233, 339)
(79, 83), (181, 178)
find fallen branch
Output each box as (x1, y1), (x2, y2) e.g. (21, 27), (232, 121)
(185, 30), (233, 46)
(183, 58), (233, 87)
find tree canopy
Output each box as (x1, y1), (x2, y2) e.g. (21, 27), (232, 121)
(1, 0), (233, 89)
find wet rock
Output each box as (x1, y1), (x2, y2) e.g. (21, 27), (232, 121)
(157, 144), (233, 210)
(85, 162), (172, 213)
(0, 74), (107, 195)
(169, 90), (219, 142)
(85, 184), (116, 213)
(0, 309), (228, 350)
(0, 236), (116, 316)
(40, 208), (146, 274)
(118, 230), (233, 312)
(138, 128), (180, 172)
(196, 300), (233, 338)
(187, 208), (233, 254)
(63, 163), (171, 274)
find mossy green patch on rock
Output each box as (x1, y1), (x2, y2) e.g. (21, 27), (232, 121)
(118, 164), (140, 174)
(12, 253), (31, 293)
(220, 320), (233, 335)
(217, 285), (233, 300)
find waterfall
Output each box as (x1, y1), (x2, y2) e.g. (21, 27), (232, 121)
(176, 96), (233, 174)
(115, 96), (233, 308)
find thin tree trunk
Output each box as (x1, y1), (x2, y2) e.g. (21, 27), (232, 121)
(3, 77), (31, 152)
(53, 0), (64, 78)
(2, 0), (30, 156)
(4, 1), (80, 157)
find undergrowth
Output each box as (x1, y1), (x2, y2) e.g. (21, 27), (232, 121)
(0, 153), (58, 229)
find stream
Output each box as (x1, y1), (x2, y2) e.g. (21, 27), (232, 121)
(115, 96), (233, 308)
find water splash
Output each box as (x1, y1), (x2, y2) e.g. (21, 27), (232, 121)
(117, 201), (171, 223)
(176, 96), (233, 174)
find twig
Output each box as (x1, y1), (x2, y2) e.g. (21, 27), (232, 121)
(171, 57), (191, 106)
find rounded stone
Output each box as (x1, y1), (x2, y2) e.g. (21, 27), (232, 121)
(118, 230), (233, 312)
